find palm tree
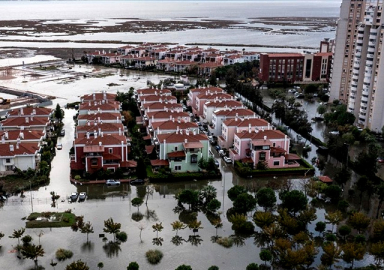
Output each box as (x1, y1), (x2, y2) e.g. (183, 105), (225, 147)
(65, 260), (89, 270)
(9, 228), (25, 245)
(103, 218), (121, 242)
(171, 221), (187, 236)
(20, 244), (44, 270)
(325, 210), (343, 233)
(188, 220), (203, 236)
(80, 222), (94, 242)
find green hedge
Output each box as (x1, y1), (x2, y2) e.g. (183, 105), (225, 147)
(148, 170), (221, 182)
(234, 160), (314, 177)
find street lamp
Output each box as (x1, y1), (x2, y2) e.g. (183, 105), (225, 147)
(29, 181), (34, 213)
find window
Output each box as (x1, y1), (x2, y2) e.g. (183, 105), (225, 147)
(91, 158), (98, 166)
(109, 148), (113, 154)
(274, 161), (280, 166)
(259, 152), (266, 161)
(175, 165), (181, 171)
(5, 158), (10, 163)
(191, 154), (198, 163)
(175, 146), (178, 151)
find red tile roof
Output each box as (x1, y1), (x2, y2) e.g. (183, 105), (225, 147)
(197, 93), (232, 100)
(150, 159), (169, 166)
(76, 123), (124, 133)
(0, 130), (44, 141)
(189, 87), (224, 93)
(151, 120), (197, 130)
(81, 92), (117, 101)
(223, 118), (269, 127)
(204, 100), (242, 108)
(7, 107), (52, 117)
(75, 134), (127, 145)
(146, 111), (189, 120)
(143, 102), (183, 111)
(168, 151), (186, 158)
(137, 89), (172, 95)
(214, 108), (255, 117)
(145, 145), (155, 154)
(1, 116), (49, 127)
(236, 129), (286, 140)
(0, 142), (40, 156)
(79, 102), (120, 111)
(78, 112), (121, 121)
(319, 176), (333, 183)
(141, 95), (177, 102)
(157, 132), (208, 144)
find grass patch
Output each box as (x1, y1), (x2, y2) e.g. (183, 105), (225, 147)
(26, 212), (76, 228)
(145, 249), (163, 265)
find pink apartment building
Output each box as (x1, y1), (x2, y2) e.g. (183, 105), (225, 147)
(230, 129), (300, 168)
(218, 118), (271, 149)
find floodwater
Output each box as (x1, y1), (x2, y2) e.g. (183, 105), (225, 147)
(0, 61), (376, 269)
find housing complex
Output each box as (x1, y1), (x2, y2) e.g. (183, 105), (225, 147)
(70, 91), (137, 174)
(139, 85), (301, 173)
(0, 107), (52, 173)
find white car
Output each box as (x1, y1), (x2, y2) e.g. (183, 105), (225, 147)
(57, 143), (63, 150)
(78, 192), (86, 201)
(329, 131), (340, 135)
(223, 156), (232, 164)
(106, 179), (121, 186)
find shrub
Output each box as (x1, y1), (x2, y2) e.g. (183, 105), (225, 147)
(21, 235), (33, 245)
(246, 263), (259, 270)
(56, 248), (73, 261)
(325, 233), (337, 242)
(208, 266), (219, 270)
(64, 209), (72, 213)
(116, 231), (128, 242)
(127, 261), (139, 270)
(145, 249), (163, 265)
(216, 237), (233, 248)
(62, 217), (70, 223)
(355, 234), (366, 243)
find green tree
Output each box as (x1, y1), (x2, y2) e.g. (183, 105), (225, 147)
(279, 190), (308, 215)
(175, 265), (192, 270)
(206, 198), (221, 213)
(208, 266), (219, 270)
(103, 218), (121, 241)
(246, 263), (259, 270)
(376, 183), (384, 218)
(348, 212), (370, 234)
(259, 249), (272, 266)
(136, 158), (147, 179)
(178, 189), (199, 210)
(65, 260), (89, 270)
(315, 221), (326, 236)
(227, 185), (247, 201)
(9, 227), (25, 245)
(323, 185), (342, 203)
(256, 187), (276, 211)
(97, 262), (104, 270)
(127, 262), (139, 270)
(317, 104), (327, 117)
(131, 198), (144, 211)
(199, 185), (217, 204)
(373, 220), (384, 241)
(54, 103), (64, 122)
(338, 225), (351, 240)
(20, 244), (45, 270)
(233, 193), (256, 213)
(298, 206), (317, 229)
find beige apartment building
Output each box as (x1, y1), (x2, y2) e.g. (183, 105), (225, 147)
(330, 0), (366, 103)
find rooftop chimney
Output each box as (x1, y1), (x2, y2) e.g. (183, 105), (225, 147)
(9, 145), (14, 152)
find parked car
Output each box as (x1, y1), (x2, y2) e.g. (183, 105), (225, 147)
(223, 156), (232, 164)
(70, 192), (78, 202)
(288, 89), (296, 93)
(106, 179), (121, 186)
(329, 131), (340, 135)
(215, 145), (221, 151)
(218, 149), (225, 157)
(78, 192), (86, 201)
(60, 129), (65, 136)
(57, 143), (63, 150)
(377, 157), (384, 163)
(130, 179), (145, 185)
